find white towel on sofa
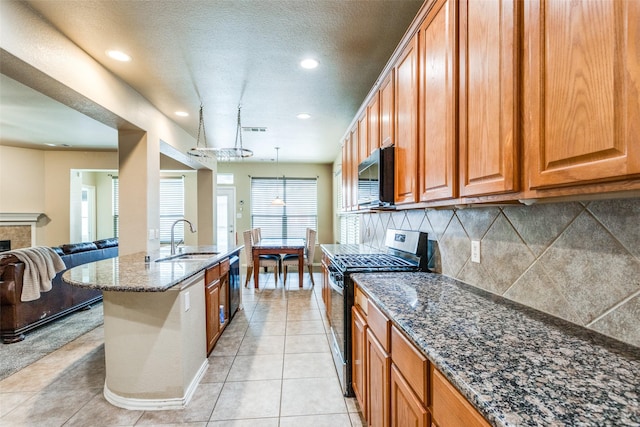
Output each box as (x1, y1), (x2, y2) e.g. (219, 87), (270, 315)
(7, 247), (66, 302)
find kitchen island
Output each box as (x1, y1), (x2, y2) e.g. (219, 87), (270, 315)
(353, 272), (640, 426)
(63, 245), (242, 411)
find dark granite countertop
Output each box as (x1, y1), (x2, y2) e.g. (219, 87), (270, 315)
(63, 244), (243, 292)
(352, 272), (640, 427)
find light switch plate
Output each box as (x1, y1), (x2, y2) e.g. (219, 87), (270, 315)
(471, 240), (481, 263)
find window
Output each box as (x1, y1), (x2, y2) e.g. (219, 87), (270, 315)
(217, 173), (234, 185)
(251, 177), (317, 239)
(158, 177), (185, 243)
(111, 177), (185, 243)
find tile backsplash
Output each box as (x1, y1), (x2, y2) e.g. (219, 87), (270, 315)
(358, 198), (640, 348)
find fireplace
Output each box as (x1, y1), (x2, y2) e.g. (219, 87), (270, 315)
(0, 240), (10, 252)
(0, 213), (43, 249)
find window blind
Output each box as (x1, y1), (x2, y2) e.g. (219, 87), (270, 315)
(251, 177), (318, 239)
(111, 177), (185, 243)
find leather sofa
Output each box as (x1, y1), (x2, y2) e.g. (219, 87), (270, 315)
(0, 238), (118, 343)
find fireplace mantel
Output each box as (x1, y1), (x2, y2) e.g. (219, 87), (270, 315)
(0, 213), (44, 223)
(0, 213), (44, 248)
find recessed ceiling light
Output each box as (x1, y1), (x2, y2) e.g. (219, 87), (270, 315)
(300, 58), (319, 69)
(45, 143), (56, 147)
(106, 50), (131, 62)
(297, 113), (311, 120)
(175, 111), (189, 117)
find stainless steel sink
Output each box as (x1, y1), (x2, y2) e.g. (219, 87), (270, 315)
(155, 252), (218, 262)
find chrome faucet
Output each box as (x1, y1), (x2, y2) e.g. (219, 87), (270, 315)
(171, 219), (197, 255)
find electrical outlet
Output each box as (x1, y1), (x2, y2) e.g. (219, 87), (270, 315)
(471, 240), (481, 263)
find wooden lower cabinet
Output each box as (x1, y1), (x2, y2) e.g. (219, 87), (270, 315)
(431, 366), (490, 427)
(205, 260), (230, 355)
(356, 284), (490, 427)
(205, 279), (220, 354)
(367, 328), (390, 427)
(321, 252), (331, 319)
(390, 364), (429, 427)
(352, 306), (368, 419)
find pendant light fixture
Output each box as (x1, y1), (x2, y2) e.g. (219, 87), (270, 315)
(187, 105), (254, 160)
(187, 105), (210, 158)
(271, 147), (286, 206)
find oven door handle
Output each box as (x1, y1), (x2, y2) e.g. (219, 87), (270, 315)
(329, 275), (344, 296)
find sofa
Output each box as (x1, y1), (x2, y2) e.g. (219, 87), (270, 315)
(0, 238), (118, 343)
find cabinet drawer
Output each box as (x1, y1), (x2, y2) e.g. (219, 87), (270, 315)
(367, 300), (390, 351)
(391, 326), (428, 404)
(354, 285), (369, 316)
(205, 263), (220, 284)
(220, 258), (230, 275)
(431, 366), (490, 427)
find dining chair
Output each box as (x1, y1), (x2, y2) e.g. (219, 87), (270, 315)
(282, 228), (316, 287)
(243, 230), (279, 287)
(252, 227), (261, 243)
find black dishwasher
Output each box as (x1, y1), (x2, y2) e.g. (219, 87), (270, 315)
(228, 254), (240, 319)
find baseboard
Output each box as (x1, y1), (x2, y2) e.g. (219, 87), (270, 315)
(103, 358), (209, 411)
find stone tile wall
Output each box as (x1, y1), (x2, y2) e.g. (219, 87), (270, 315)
(0, 225), (31, 250)
(359, 198), (640, 348)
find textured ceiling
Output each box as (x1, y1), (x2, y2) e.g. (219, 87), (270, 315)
(0, 0), (424, 163)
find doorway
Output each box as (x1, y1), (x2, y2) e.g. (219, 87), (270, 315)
(216, 187), (236, 248)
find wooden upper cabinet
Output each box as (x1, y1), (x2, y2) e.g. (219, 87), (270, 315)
(418, 0), (458, 202)
(342, 137), (350, 211)
(350, 124), (360, 209)
(524, 0), (640, 191)
(359, 111), (369, 164)
(459, 0), (520, 197)
(394, 35), (419, 205)
(368, 93), (381, 154)
(380, 72), (395, 148)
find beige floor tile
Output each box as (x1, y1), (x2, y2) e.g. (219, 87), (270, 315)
(227, 354), (284, 381)
(136, 382), (223, 424)
(63, 392), (144, 426)
(250, 309), (287, 323)
(245, 321), (286, 337)
(210, 334), (244, 357)
(0, 391), (35, 417)
(283, 352), (336, 379)
(0, 387), (101, 427)
(210, 380), (281, 420)
(279, 413), (353, 427)
(280, 377), (347, 417)
(286, 320), (326, 335)
(285, 334), (330, 354)
(207, 418), (279, 426)
(349, 411), (366, 427)
(142, 423), (207, 427)
(287, 300), (320, 311)
(237, 335), (285, 355)
(202, 356), (234, 383)
(287, 309), (322, 321)
(344, 396), (360, 413)
(221, 319), (249, 337)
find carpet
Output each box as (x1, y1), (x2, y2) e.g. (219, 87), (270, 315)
(0, 302), (104, 380)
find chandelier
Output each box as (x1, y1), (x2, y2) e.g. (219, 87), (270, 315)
(187, 106), (254, 160)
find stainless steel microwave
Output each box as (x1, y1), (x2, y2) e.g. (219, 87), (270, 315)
(357, 146), (394, 208)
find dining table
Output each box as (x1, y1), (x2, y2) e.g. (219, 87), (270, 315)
(252, 238), (305, 288)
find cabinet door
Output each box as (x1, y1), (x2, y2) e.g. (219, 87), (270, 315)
(395, 35), (419, 205)
(368, 93), (381, 154)
(219, 272), (229, 327)
(380, 72), (395, 148)
(350, 125), (360, 209)
(431, 367), (490, 427)
(524, 0), (640, 190)
(359, 112), (369, 164)
(390, 364), (428, 427)
(459, 0), (519, 197)
(367, 329), (390, 427)
(352, 306), (368, 420)
(205, 281), (220, 354)
(419, 0), (457, 202)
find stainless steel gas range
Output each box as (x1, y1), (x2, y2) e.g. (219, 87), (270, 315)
(326, 229), (431, 396)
